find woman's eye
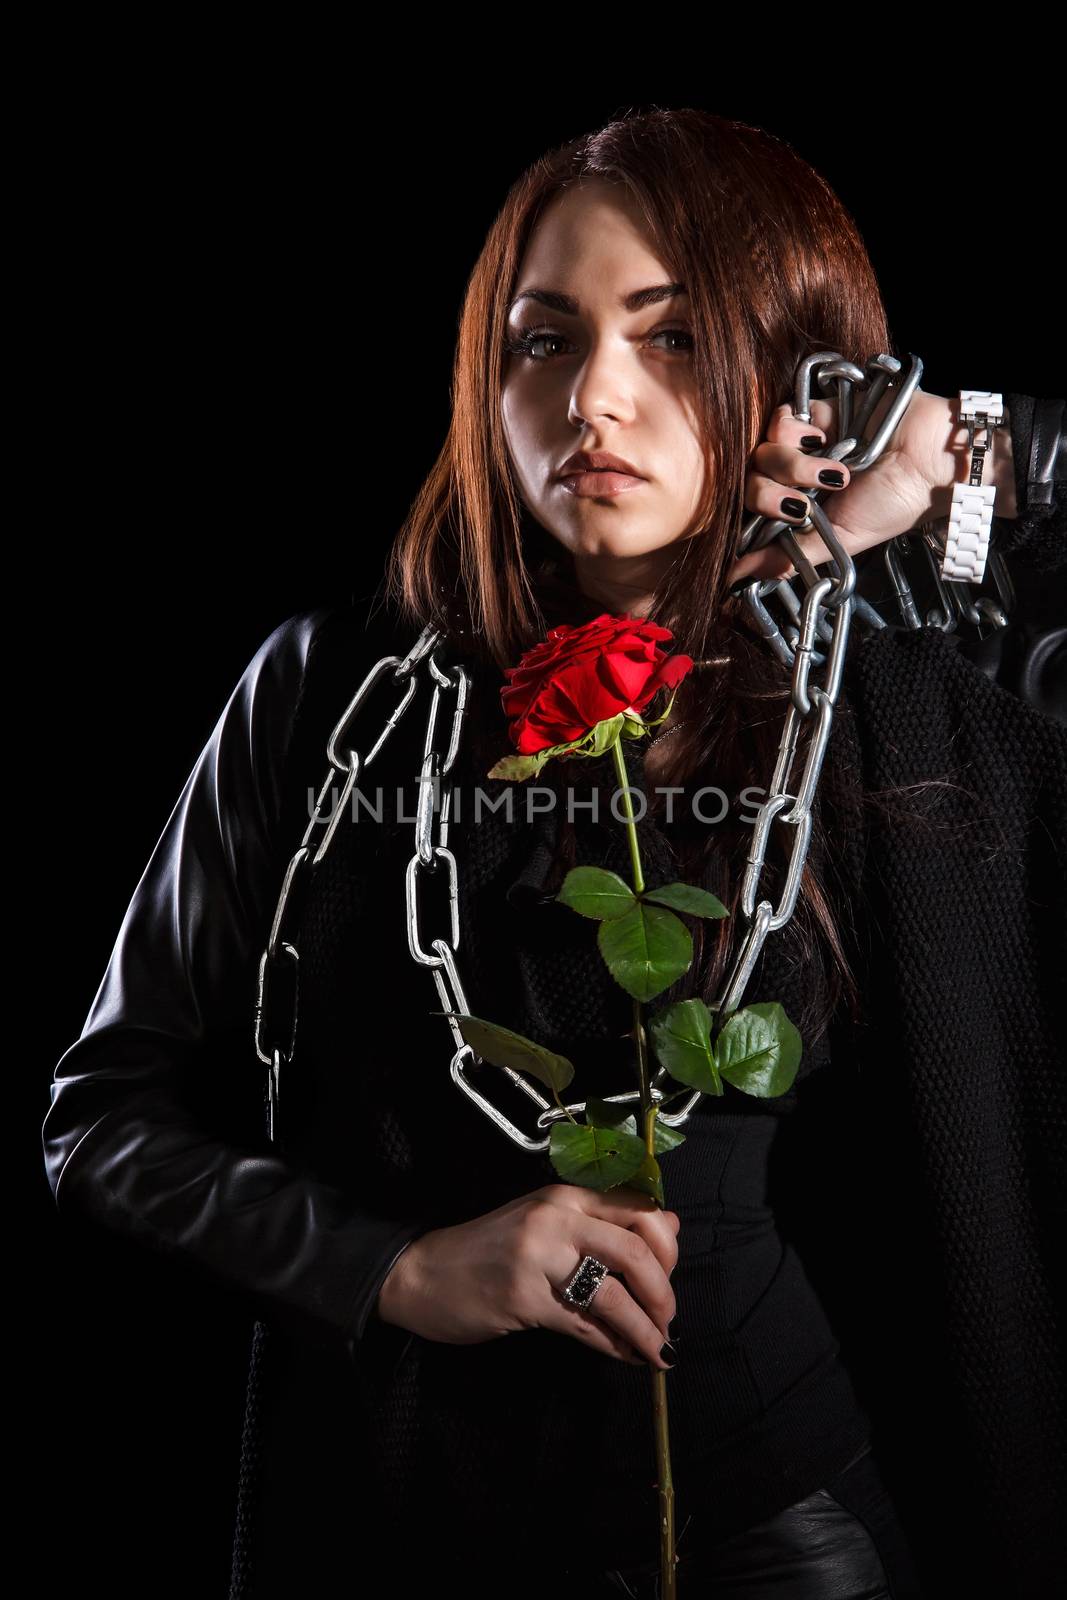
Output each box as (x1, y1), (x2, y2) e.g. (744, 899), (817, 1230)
(503, 327), (694, 361)
(504, 330), (569, 360)
(653, 327), (696, 354)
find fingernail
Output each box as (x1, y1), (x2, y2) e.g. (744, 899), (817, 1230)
(818, 469), (845, 487)
(781, 497), (808, 518)
(659, 1341), (677, 1367)
(799, 435), (823, 450)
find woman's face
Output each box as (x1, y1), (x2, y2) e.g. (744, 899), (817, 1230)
(501, 176), (707, 617)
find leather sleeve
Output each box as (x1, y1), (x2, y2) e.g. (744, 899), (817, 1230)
(954, 393), (1066, 721)
(41, 606), (434, 1360)
(998, 392), (1067, 561)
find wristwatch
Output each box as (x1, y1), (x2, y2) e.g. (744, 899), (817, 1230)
(940, 390), (1005, 584)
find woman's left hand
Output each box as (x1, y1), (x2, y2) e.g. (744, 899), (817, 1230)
(727, 387), (1016, 589)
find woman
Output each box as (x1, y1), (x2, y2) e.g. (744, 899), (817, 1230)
(43, 109), (1065, 1598)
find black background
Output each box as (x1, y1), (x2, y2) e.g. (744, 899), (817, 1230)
(29, 60), (1062, 1598)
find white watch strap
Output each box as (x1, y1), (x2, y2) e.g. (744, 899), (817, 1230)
(941, 391), (1004, 584)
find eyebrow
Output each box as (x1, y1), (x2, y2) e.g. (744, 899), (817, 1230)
(507, 282), (688, 317)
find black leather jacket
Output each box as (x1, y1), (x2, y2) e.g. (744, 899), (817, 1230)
(41, 396), (1066, 1361)
(41, 603), (430, 1358)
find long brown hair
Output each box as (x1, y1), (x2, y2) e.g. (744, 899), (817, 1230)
(384, 106), (904, 1042)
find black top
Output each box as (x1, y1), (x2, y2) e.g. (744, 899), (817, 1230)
(419, 712), (875, 1571)
(315, 702), (877, 1576)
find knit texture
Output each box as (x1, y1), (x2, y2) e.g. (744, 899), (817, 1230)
(817, 619), (1066, 1595)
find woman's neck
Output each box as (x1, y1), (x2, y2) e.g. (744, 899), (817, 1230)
(533, 562), (609, 629)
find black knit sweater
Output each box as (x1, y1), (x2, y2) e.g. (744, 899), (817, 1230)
(43, 395), (1065, 1597)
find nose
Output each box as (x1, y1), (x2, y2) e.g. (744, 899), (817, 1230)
(567, 337), (638, 431)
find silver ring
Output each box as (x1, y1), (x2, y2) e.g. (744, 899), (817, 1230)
(561, 1254), (610, 1310)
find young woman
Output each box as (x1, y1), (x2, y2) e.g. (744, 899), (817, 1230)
(44, 108), (1064, 1599)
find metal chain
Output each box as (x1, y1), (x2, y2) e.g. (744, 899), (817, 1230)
(253, 349), (1016, 1153)
(252, 623), (454, 1141)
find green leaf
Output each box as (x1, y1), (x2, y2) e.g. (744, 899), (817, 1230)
(485, 715), (626, 783)
(583, 1095), (636, 1129)
(584, 713), (626, 755)
(486, 753), (543, 781)
(597, 902), (693, 1002)
(715, 1001), (802, 1098)
(584, 1096), (686, 1157)
(647, 998), (723, 1095)
(640, 687), (680, 730)
(557, 866), (637, 921)
(486, 738), (577, 782)
(615, 1111), (687, 1156)
(435, 1012), (575, 1094)
(641, 882), (729, 920)
(619, 1149), (665, 1206)
(548, 1121), (650, 1192)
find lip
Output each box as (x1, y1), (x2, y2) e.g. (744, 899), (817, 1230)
(558, 450), (646, 479)
(558, 471), (648, 497)
(556, 450), (649, 498)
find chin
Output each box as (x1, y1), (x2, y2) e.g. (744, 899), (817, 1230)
(573, 530), (677, 558)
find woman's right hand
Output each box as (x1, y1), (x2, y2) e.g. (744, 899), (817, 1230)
(375, 1184), (680, 1370)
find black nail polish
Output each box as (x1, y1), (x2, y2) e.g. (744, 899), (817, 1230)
(781, 497), (808, 518)
(818, 469), (845, 487)
(799, 435), (823, 450)
(659, 1341), (677, 1367)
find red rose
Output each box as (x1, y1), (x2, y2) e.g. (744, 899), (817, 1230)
(500, 613), (694, 756)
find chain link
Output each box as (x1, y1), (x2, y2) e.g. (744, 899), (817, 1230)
(253, 349), (1017, 1152)
(252, 622), (444, 1140)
